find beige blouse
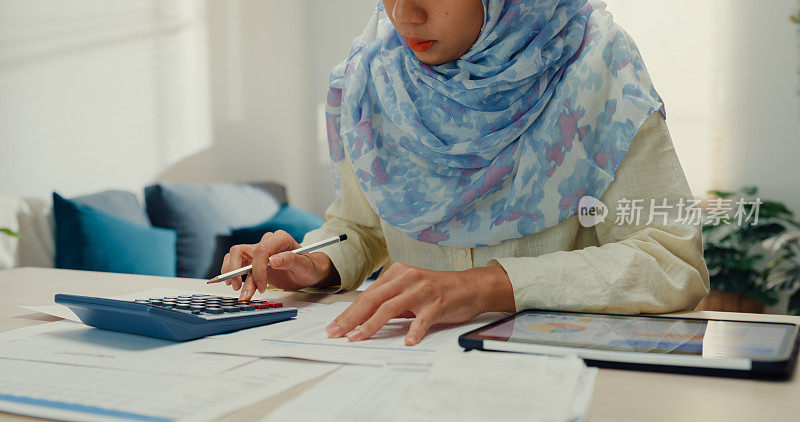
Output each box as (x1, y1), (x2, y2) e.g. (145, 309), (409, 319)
(301, 113), (710, 313)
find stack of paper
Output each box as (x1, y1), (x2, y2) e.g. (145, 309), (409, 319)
(263, 365), (429, 422)
(0, 358), (337, 422)
(394, 352), (597, 422)
(262, 353), (596, 422)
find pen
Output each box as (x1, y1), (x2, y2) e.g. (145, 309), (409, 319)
(207, 234), (348, 284)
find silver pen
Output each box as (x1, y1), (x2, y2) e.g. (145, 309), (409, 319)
(207, 234), (347, 284)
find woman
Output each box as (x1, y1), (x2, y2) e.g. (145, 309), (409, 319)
(222, 0), (709, 346)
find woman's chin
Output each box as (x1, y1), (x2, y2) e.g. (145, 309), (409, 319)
(412, 47), (467, 66)
(414, 52), (451, 66)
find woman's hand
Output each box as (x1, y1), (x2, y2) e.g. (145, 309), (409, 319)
(326, 262), (515, 346)
(221, 230), (339, 301)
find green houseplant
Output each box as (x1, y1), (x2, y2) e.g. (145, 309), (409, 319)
(700, 187), (800, 314)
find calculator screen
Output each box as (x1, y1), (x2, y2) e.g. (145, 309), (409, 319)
(471, 311), (797, 360)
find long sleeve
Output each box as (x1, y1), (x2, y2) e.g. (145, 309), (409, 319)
(488, 114), (710, 314)
(301, 155), (389, 291)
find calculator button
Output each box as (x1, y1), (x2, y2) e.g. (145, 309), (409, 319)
(237, 305), (255, 311)
(205, 307), (224, 314)
(174, 303), (190, 310)
(189, 305), (205, 312)
(222, 306), (240, 313)
(178, 295), (192, 299)
(252, 303), (270, 310)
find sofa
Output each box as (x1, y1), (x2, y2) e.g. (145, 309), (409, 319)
(0, 182), (325, 279)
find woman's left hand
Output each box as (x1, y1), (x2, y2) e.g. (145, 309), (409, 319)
(326, 262), (516, 346)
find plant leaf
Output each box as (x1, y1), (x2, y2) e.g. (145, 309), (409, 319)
(0, 228), (20, 238)
(789, 290), (800, 316)
(742, 186), (759, 196)
(708, 190), (734, 198)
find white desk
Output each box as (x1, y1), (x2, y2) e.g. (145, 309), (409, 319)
(1, 267), (798, 422)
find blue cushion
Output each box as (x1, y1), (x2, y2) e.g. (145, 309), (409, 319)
(144, 183), (281, 279)
(231, 205), (325, 245)
(71, 190), (150, 226)
(53, 192), (177, 277)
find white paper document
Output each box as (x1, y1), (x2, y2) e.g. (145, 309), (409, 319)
(0, 357), (338, 422)
(263, 364), (428, 422)
(0, 321), (258, 376)
(197, 302), (506, 366)
(393, 352), (597, 422)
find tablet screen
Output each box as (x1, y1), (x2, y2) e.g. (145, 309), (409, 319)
(471, 311), (797, 360)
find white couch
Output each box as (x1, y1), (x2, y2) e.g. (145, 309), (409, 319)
(0, 195), (55, 270)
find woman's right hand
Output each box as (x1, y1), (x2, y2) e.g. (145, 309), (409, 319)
(221, 230), (339, 301)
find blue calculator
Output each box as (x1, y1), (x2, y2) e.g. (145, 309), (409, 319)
(55, 294), (297, 342)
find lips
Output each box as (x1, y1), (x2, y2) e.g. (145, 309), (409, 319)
(405, 36), (436, 53)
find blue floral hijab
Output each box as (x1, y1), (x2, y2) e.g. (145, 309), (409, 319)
(326, 0), (663, 247)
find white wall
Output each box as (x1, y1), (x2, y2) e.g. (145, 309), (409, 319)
(307, 0), (377, 215)
(719, 0), (800, 213)
(159, 0), (374, 216)
(0, 0), (211, 200)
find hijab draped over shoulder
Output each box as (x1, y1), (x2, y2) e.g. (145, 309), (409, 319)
(325, 0), (663, 248)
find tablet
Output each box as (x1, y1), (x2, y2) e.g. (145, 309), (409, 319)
(458, 310), (800, 379)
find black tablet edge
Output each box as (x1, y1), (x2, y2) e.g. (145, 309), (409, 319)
(457, 309), (800, 380)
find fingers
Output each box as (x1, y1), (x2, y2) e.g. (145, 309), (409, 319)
(345, 296), (409, 342)
(227, 245), (249, 291)
(267, 249), (303, 270)
(221, 253), (231, 286)
(251, 231), (300, 293)
(326, 282), (399, 338)
(239, 275), (257, 301)
(405, 312), (434, 346)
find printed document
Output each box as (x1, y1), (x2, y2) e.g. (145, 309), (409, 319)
(0, 357), (338, 422)
(393, 352), (597, 422)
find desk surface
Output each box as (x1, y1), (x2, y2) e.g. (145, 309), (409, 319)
(1, 267), (798, 422)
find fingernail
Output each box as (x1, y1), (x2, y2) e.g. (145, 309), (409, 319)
(346, 328), (363, 342)
(327, 325), (341, 338)
(406, 335), (420, 346)
(269, 255), (283, 267)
